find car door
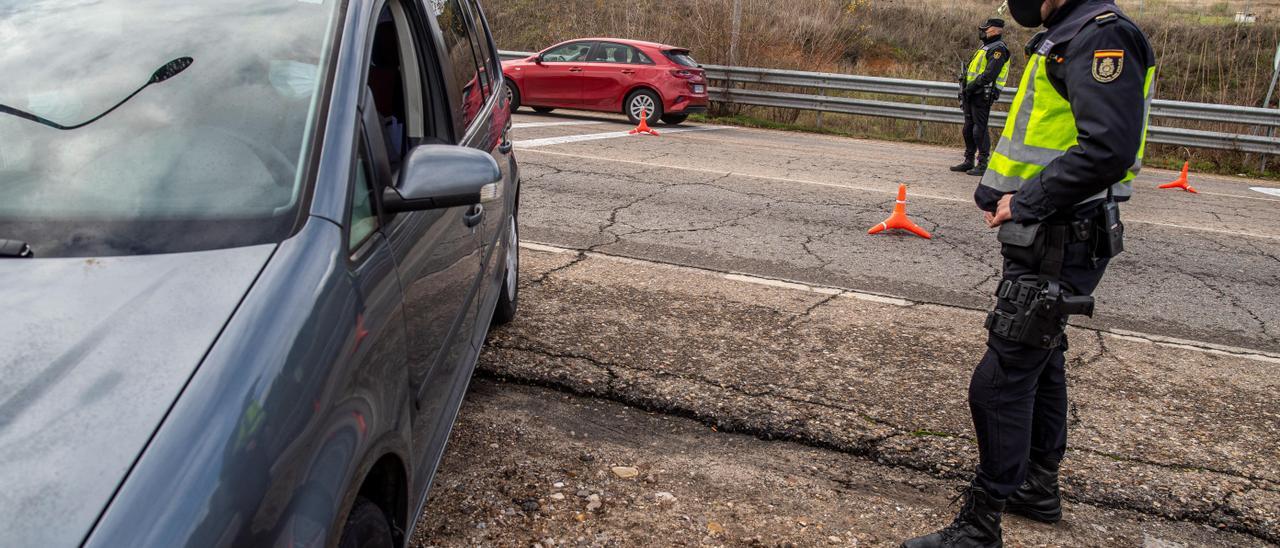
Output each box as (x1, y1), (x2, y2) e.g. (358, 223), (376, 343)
(368, 0), (485, 497)
(461, 0), (515, 320)
(523, 41), (594, 107)
(581, 42), (648, 110)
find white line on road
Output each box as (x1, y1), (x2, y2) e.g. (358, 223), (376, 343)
(514, 126), (728, 149)
(520, 242), (572, 254)
(1252, 186), (1280, 198)
(511, 121), (605, 130)
(519, 241), (1280, 364)
(521, 149), (1280, 241)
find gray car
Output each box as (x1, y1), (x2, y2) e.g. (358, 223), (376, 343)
(0, 0), (519, 546)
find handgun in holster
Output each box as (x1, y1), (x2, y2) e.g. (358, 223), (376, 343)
(987, 224), (1096, 349)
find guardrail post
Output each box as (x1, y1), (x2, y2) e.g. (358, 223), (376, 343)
(816, 85), (825, 130)
(916, 96), (926, 140)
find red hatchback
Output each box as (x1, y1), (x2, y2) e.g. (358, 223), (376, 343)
(503, 38), (709, 125)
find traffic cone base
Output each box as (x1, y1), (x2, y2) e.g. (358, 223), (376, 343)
(629, 109), (659, 136)
(868, 184), (933, 239)
(1159, 161), (1198, 193)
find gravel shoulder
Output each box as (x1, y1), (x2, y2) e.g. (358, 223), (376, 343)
(447, 247), (1279, 544)
(411, 379), (1266, 547)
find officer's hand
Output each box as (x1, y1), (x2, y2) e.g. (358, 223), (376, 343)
(988, 194), (1014, 227)
(983, 211), (996, 225)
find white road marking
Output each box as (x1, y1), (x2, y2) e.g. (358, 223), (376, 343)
(511, 121), (605, 130)
(514, 126), (728, 149)
(1252, 186), (1280, 198)
(520, 242), (572, 254)
(520, 240), (1280, 364)
(724, 274), (841, 295)
(521, 149), (1280, 241)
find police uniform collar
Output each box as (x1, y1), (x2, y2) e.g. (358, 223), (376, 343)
(1036, 0), (1129, 56)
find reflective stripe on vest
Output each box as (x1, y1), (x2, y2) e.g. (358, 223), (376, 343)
(966, 43), (1010, 90)
(981, 53), (1155, 203)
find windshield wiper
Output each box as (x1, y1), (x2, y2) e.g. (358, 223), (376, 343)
(1, 239), (33, 258)
(0, 57), (193, 131)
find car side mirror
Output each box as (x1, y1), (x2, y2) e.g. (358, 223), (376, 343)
(535, 54), (545, 64)
(381, 145), (501, 213)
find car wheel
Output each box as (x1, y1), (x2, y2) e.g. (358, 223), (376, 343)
(491, 213), (519, 326)
(661, 114), (688, 125)
(625, 89), (662, 125)
(532, 106), (555, 114)
(337, 498), (393, 548)
(505, 81), (521, 113)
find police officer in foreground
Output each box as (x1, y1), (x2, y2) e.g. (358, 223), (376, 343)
(951, 18), (1011, 177)
(904, 0), (1154, 546)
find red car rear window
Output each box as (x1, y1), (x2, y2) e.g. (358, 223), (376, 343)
(664, 50), (699, 68)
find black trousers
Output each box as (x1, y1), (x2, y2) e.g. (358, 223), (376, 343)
(969, 235), (1110, 499)
(962, 94), (994, 163)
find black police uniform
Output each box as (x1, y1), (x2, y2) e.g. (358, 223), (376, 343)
(903, 1), (1155, 546)
(956, 30), (1009, 175)
(972, 0), (1154, 499)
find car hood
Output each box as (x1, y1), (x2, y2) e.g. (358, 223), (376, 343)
(0, 245), (275, 546)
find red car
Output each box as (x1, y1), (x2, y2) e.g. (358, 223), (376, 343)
(502, 38), (708, 125)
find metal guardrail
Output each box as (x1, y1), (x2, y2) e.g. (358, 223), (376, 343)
(499, 50), (1280, 155)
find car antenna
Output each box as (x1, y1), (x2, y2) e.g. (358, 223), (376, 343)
(0, 57), (194, 131)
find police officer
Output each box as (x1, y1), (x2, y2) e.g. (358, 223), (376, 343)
(904, 0), (1154, 546)
(951, 18), (1011, 177)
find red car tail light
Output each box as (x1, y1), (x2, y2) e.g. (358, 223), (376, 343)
(670, 69), (696, 79)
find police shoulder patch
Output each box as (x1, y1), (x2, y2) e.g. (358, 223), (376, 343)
(993, 51), (1003, 60)
(1092, 49), (1124, 83)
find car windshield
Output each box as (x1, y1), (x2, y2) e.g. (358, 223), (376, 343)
(665, 50), (699, 68)
(0, 0), (341, 257)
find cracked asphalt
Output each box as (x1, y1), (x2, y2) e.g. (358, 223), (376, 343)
(412, 112), (1280, 546)
(512, 112), (1280, 353)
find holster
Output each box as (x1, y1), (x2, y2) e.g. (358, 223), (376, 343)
(988, 223), (1097, 349)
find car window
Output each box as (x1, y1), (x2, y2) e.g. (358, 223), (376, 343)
(463, 0), (496, 99)
(0, 0), (341, 258)
(433, 0), (485, 131)
(664, 50), (700, 68)
(348, 139), (378, 251)
(368, 2), (428, 169)
(543, 42), (594, 63)
(589, 43), (650, 65)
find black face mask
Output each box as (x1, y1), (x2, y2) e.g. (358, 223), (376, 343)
(1009, 0), (1047, 28)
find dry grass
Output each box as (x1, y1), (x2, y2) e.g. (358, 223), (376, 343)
(486, 0), (1280, 176)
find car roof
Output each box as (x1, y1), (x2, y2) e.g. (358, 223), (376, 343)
(558, 38), (689, 52)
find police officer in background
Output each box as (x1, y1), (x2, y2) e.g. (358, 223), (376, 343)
(904, 0), (1154, 546)
(951, 18), (1011, 177)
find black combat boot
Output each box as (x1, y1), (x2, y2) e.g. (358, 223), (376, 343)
(950, 159), (976, 172)
(901, 484), (1004, 548)
(1006, 459), (1062, 523)
(966, 160), (988, 176)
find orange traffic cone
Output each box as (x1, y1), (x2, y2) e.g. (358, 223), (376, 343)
(868, 184), (933, 239)
(1159, 162), (1198, 193)
(629, 109), (659, 136)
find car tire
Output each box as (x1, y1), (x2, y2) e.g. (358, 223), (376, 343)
(491, 214), (519, 326)
(505, 81), (521, 113)
(661, 114), (688, 125)
(532, 106), (555, 114)
(338, 498), (393, 548)
(625, 89), (663, 125)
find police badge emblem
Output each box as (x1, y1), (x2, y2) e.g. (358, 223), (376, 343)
(1093, 50), (1124, 83)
